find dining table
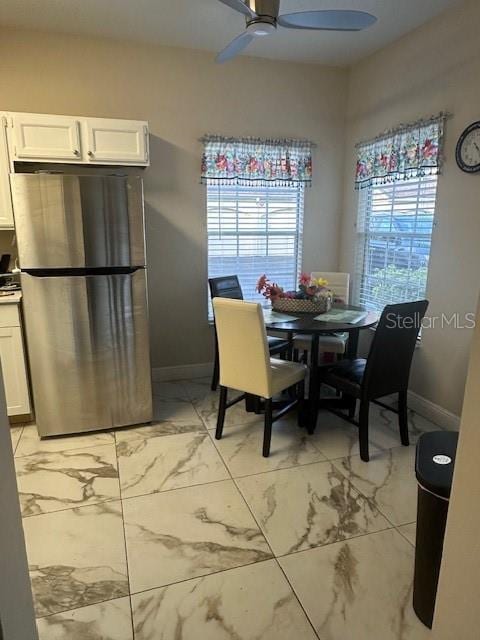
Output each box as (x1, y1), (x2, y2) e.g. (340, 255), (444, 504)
(262, 304), (378, 433)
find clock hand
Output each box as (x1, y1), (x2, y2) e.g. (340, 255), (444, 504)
(475, 141), (480, 155)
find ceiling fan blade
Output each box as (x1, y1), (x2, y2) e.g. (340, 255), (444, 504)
(278, 10), (377, 31)
(217, 0), (257, 18)
(216, 31), (255, 64)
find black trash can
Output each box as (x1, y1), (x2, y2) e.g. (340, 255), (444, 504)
(413, 430), (459, 628)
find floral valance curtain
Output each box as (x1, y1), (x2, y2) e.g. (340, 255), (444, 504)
(355, 113), (447, 190)
(201, 135), (314, 187)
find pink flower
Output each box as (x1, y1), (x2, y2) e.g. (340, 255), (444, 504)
(269, 284), (284, 301)
(216, 154), (228, 171)
(379, 153), (389, 168)
(422, 139), (437, 159)
(299, 272), (310, 287)
(256, 274), (268, 294)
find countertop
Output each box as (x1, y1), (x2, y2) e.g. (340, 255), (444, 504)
(0, 291), (22, 305)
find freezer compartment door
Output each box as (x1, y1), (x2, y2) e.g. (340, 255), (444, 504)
(21, 270), (152, 436)
(12, 174), (146, 269)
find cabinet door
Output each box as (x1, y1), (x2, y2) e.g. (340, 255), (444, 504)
(0, 326), (31, 416)
(85, 118), (149, 165)
(0, 117), (14, 228)
(12, 113), (81, 161)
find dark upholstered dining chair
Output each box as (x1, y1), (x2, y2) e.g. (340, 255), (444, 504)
(209, 276), (290, 391)
(318, 300), (429, 462)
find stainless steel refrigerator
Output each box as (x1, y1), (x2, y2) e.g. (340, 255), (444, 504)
(11, 173), (152, 437)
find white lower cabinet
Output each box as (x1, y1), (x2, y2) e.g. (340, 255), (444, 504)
(0, 304), (31, 417)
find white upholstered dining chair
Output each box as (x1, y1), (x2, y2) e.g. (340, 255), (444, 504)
(213, 297), (307, 457)
(294, 271), (351, 359)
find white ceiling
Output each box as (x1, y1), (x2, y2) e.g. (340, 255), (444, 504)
(0, 0), (461, 66)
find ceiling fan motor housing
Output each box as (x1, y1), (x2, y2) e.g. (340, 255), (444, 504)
(246, 0), (280, 34)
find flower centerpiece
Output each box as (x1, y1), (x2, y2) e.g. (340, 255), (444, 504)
(256, 273), (333, 314)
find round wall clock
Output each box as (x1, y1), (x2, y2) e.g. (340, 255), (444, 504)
(456, 121), (480, 173)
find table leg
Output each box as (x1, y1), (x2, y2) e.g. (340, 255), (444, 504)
(338, 328), (361, 417)
(307, 333), (320, 434)
(347, 328), (360, 359)
(287, 331), (294, 361)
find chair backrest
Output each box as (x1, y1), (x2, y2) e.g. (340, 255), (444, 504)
(363, 300), (429, 399)
(209, 275), (243, 301)
(212, 297), (272, 398)
(311, 271), (350, 303)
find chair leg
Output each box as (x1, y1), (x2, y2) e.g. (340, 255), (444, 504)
(347, 396), (356, 419)
(297, 379), (306, 428)
(211, 348), (219, 391)
(215, 386), (228, 440)
(308, 384), (322, 436)
(359, 399), (370, 462)
(334, 358), (342, 396)
(398, 389), (410, 446)
(263, 398), (273, 457)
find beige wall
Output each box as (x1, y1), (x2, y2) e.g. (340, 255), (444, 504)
(340, 0), (480, 416)
(433, 296), (480, 637)
(0, 27), (347, 369)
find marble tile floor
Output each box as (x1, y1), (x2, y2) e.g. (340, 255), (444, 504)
(9, 377), (446, 639)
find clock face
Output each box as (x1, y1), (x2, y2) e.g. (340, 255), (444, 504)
(456, 121), (480, 173)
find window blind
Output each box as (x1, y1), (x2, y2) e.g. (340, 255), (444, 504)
(354, 175), (438, 313)
(207, 183), (304, 310)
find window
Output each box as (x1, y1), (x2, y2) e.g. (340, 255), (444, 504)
(355, 174), (438, 312)
(207, 183), (304, 309)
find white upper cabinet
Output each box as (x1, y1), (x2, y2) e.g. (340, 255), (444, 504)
(0, 117), (14, 228)
(85, 118), (149, 165)
(5, 112), (149, 166)
(11, 113), (82, 161)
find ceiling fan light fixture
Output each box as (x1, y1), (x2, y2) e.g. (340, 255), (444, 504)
(247, 20), (276, 36)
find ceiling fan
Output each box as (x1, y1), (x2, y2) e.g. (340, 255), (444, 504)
(216, 0), (377, 63)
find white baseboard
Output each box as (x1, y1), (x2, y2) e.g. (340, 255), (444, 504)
(380, 391), (460, 431)
(407, 391), (460, 431)
(152, 362), (213, 382)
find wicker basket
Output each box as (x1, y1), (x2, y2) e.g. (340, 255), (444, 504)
(272, 295), (332, 314)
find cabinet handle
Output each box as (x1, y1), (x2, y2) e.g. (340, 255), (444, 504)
(88, 151), (94, 158)
(73, 149), (80, 156)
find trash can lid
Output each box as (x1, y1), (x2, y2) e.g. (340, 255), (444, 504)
(416, 431), (459, 499)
